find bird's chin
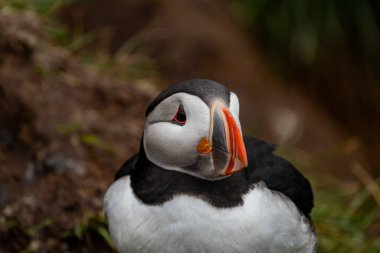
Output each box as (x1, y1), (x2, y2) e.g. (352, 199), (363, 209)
(185, 170), (230, 181)
(204, 174), (231, 181)
(154, 154), (239, 181)
(175, 154), (224, 181)
(183, 154), (234, 181)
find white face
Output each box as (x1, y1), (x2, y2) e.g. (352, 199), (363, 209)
(143, 92), (242, 179)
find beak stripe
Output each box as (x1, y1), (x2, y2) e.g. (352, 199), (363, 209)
(223, 107), (237, 175)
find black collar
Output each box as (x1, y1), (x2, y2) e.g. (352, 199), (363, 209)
(116, 137), (314, 216)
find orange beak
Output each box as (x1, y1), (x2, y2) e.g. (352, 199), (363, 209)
(197, 101), (248, 176)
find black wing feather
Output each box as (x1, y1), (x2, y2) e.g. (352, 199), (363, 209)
(114, 154), (139, 180)
(245, 137), (314, 216)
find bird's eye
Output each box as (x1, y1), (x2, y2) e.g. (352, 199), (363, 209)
(172, 105), (186, 125)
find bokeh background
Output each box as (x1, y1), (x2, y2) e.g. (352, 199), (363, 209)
(1, 0), (379, 252)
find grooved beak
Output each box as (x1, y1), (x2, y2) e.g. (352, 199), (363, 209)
(197, 101), (248, 176)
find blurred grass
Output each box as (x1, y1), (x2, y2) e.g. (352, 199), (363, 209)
(312, 172), (380, 252)
(0, 0), (156, 82)
(278, 135), (380, 252)
(229, 0), (380, 80)
(1, 214), (115, 252)
(68, 214), (114, 251)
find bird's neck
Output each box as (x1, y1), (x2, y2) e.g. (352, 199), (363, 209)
(130, 146), (251, 208)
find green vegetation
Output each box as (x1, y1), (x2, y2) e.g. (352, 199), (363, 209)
(230, 0), (380, 79)
(1, 0), (85, 47)
(279, 138), (380, 252)
(69, 214), (114, 250)
(1, 214), (114, 252)
(0, 0), (155, 81)
(55, 123), (119, 156)
(79, 134), (118, 157)
(313, 172), (380, 252)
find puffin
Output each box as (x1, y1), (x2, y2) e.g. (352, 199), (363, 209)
(104, 78), (317, 253)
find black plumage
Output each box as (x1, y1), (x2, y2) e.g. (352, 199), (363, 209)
(115, 136), (314, 217)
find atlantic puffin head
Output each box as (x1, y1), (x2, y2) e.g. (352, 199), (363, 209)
(143, 79), (248, 180)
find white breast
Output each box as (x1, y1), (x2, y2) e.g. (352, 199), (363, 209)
(104, 177), (316, 253)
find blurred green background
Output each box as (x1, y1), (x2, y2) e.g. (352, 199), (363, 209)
(0, 0), (379, 252)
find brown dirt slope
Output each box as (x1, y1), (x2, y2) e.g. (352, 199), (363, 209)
(0, 10), (153, 252)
